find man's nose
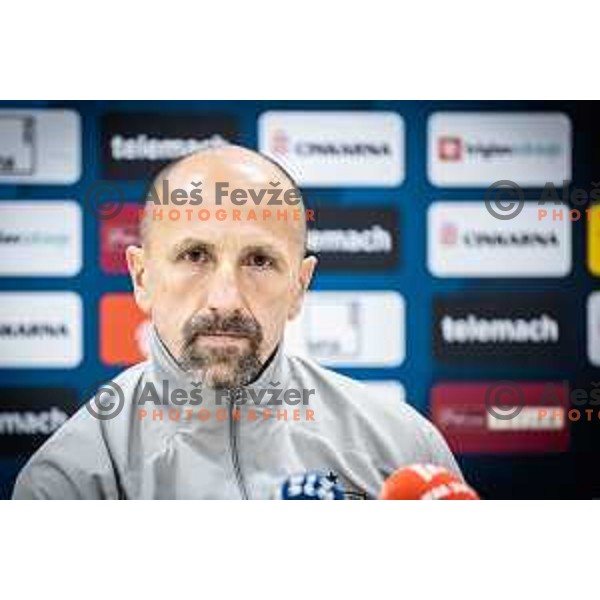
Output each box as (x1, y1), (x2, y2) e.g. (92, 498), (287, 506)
(205, 262), (244, 312)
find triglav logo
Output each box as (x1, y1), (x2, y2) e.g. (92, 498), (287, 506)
(0, 292), (82, 368)
(428, 112), (571, 187)
(0, 201), (82, 277)
(101, 113), (238, 180)
(0, 110), (81, 184)
(259, 111), (404, 187)
(428, 202), (571, 277)
(438, 135), (560, 162)
(437, 136), (463, 161)
(433, 294), (572, 366)
(307, 207), (398, 271)
(285, 291), (405, 367)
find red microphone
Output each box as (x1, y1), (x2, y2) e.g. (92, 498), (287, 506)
(379, 464), (480, 500)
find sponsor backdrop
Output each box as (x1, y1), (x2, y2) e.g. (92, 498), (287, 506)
(0, 100), (598, 499)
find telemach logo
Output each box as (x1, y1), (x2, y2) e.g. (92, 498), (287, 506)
(0, 407), (68, 435)
(433, 294), (572, 366)
(440, 314), (559, 344)
(110, 133), (226, 162)
(309, 225), (393, 254)
(0, 388), (78, 455)
(307, 207), (398, 271)
(101, 113), (238, 179)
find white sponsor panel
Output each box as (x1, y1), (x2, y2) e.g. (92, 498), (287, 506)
(428, 201), (571, 277)
(258, 111), (404, 186)
(0, 201), (82, 276)
(0, 109), (81, 184)
(363, 381), (406, 404)
(0, 292), (82, 368)
(587, 292), (600, 367)
(284, 291), (405, 367)
(428, 112), (571, 187)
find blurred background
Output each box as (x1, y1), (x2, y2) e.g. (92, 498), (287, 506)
(0, 100), (598, 499)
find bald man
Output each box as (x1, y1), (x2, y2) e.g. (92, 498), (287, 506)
(13, 143), (460, 500)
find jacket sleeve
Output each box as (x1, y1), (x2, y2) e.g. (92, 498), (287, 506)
(12, 407), (121, 500)
(421, 417), (463, 480)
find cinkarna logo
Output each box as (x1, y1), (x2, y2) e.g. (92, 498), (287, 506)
(428, 202), (571, 277)
(259, 111), (405, 187)
(0, 292), (82, 368)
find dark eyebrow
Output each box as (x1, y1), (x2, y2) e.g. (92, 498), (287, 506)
(241, 244), (286, 261)
(169, 238), (216, 260)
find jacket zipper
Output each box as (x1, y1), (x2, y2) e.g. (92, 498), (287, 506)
(228, 393), (249, 499)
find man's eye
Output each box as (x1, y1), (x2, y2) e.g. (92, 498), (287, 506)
(245, 253), (275, 270)
(181, 248), (210, 264)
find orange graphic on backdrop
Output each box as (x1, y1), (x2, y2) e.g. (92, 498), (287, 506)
(100, 293), (148, 365)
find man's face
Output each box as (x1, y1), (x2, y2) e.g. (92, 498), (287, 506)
(127, 150), (315, 389)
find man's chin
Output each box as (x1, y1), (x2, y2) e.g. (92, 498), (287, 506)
(197, 363), (247, 390)
(197, 335), (250, 348)
(185, 354), (262, 388)
(181, 339), (264, 388)
(192, 337), (250, 360)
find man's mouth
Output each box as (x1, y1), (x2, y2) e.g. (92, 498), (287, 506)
(198, 332), (250, 339)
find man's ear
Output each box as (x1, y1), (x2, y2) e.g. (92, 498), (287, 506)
(126, 245), (152, 314)
(288, 255), (317, 321)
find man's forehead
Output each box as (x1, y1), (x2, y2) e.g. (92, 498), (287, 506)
(163, 146), (292, 189)
(141, 144), (306, 253)
(164, 223), (287, 250)
(148, 210), (295, 255)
